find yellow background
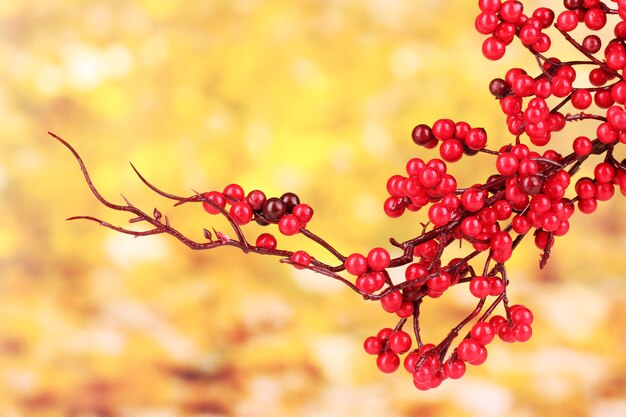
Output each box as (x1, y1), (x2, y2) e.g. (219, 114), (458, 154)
(1, 0), (626, 416)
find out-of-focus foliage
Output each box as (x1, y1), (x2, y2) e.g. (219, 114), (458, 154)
(1, 0), (626, 416)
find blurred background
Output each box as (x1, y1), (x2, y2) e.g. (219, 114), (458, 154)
(1, 0), (626, 416)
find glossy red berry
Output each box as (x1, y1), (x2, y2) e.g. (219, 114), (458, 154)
(383, 197), (405, 218)
(469, 276), (491, 298)
(512, 323), (533, 342)
(444, 359), (466, 379)
(428, 203), (451, 226)
(573, 136), (592, 156)
(457, 339), (481, 362)
(278, 214), (300, 235)
(230, 201), (253, 225)
(482, 37), (506, 60)
(255, 233), (277, 249)
(345, 253), (368, 276)
(292, 204), (314, 225)
(202, 191), (227, 214)
(223, 183), (245, 202)
(246, 189), (266, 210)
(440, 138), (464, 162)
(556, 11), (578, 32)
(381, 291), (403, 313)
(367, 247), (391, 271)
(363, 336), (383, 355)
(510, 304), (534, 325)
(461, 188), (486, 212)
(432, 119), (456, 140)
(388, 331), (412, 354)
(376, 351), (400, 373)
(471, 322), (496, 345)
(290, 250), (311, 269)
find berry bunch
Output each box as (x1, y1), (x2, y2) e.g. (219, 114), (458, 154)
(52, 0), (626, 392)
(203, 186), (313, 237)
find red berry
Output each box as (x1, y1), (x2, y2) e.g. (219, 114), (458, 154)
(256, 233), (277, 249)
(278, 214), (300, 235)
(396, 301), (415, 318)
(290, 250), (311, 269)
(383, 197), (405, 218)
(479, 0), (501, 13)
(594, 162), (615, 183)
(468, 345), (488, 366)
(578, 197), (598, 214)
(202, 191), (227, 215)
(461, 216), (482, 237)
(246, 189), (267, 211)
(406, 157), (426, 176)
(597, 122), (617, 144)
(356, 272), (385, 293)
(427, 271), (452, 293)
(436, 174), (458, 195)
(496, 152), (518, 175)
(499, 0), (523, 23)
(471, 322), (496, 345)
(519, 24), (540, 46)
(534, 230), (554, 250)
(482, 37), (506, 60)
(367, 247), (391, 271)
(575, 178), (596, 199)
(573, 136), (592, 156)
(363, 336), (382, 355)
(404, 352), (420, 373)
(381, 291), (403, 312)
(345, 253), (368, 275)
(428, 203), (451, 226)
(440, 138), (464, 162)
(556, 11), (578, 32)
(533, 7), (555, 28)
(419, 167), (441, 188)
(498, 324), (516, 343)
(377, 351), (400, 373)
(413, 365), (434, 384)
(489, 315), (507, 331)
(512, 215), (531, 234)
(230, 201), (253, 225)
(457, 339), (481, 362)
(595, 183), (615, 201)
(461, 188), (486, 212)
(432, 119), (456, 140)
(584, 8), (607, 30)
(476, 12), (499, 35)
(223, 183), (245, 202)
(377, 327), (393, 341)
(488, 277), (505, 295)
(465, 127), (488, 150)
(469, 276), (491, 298)
(510, 304), (534, 325)
(571, 89), (592, 109)
(444, 359), (466, 379)
(405, 263), (428, 281)
(386, 174), (406, 197)
(388, 331), (412, 354)
(512, 323), (533, 342)
(292, 203), (314, 225)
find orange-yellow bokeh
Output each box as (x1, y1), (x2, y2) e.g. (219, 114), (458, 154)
(1, 0), (626, 416)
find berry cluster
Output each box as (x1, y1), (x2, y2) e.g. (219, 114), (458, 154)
(202, 186), (313, 249)
(53, 0), (626, 392)
(363, 303), (532, 390)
